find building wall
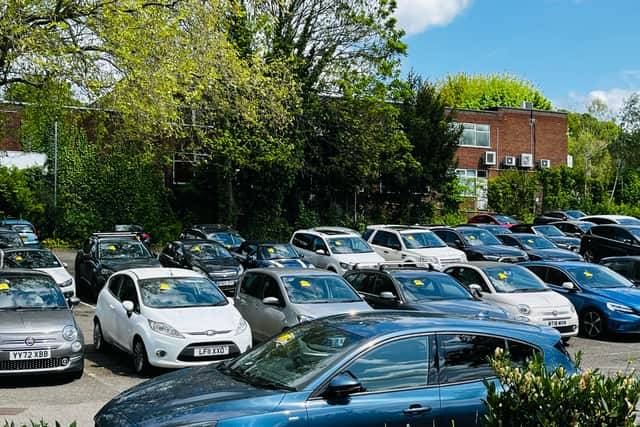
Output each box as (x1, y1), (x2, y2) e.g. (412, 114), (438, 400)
(0, 104), (23, 151)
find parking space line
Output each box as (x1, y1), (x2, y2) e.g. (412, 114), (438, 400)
(81, 301), (96, 310)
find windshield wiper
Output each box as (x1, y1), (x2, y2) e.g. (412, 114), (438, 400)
(245, 375), (297, 391)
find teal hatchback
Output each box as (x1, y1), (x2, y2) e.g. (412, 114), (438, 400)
(0, 219), (39, 248)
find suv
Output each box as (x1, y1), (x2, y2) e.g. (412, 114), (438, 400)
(0, 219), (39, 247)
(578, 215), (640, 225)
(533, 210), (587, 225)
(363, 225), (466, 270)
(580, 225), (640, 263)
(75, 232), (162, 300)
(430, 226), (528, 262)
(290, 229), (384, 274)
(180, 224), (245, 250)
(509, 224), (581, 252)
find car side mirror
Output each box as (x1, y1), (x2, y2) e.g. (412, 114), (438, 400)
(469, 284), (483, 297)
(122, 300), (135, 316)
(263, 296), (281, 306)
(561, 282), (576, 291)
(379, 291), (396, 300)
(315, 249), (327, 256)
(67, 296), (80, 307)
(324, 373), (364, 399)
(63, 262), (68, 268)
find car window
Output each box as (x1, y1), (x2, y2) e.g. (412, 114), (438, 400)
(516, 235), (556, 250)
(452, 268), (489, 293)
(613, 228), (634, 243)
(3, 250), (61, 269)
(371, 230), (389, 247)
(524, 265), (548, 282)
(327, 237), (372, 254)
(82, 239), (91, 254)
(362, 229), (374, 241)
(474, 216), (490, 224)
(392, 273), (472, 302)
(258, 244), (299, 260)
(602, 261), (633, 278)
(402, 231), (447, 249)
(118, 277), (139, 309)
(311, 236), (329, 253)
(438, 334), (506, 384)
(98, 239), (151, 259)
(373, 274), (396, 296)
(347, 272), (375, 294)
(565, 265), (633, 289)
(262, 276), (284, 302)
(544, 268), (572, 286)
(484, 266), (547, 293)
(292, 233), (312, 250)
(281, 275), (360, 303)
(591, 226), (614, 239)
(0, 274), (67, 309)
(185, 242), (232, 259)
(498, 235), (518, 247)
(534, 226), (564, 237)
(139, 277), (227, 308)
(460, 229), (501, 246)
(108, 275), (124, 298)
(346, 336), (430, 392)
(239, 273), (262, 298)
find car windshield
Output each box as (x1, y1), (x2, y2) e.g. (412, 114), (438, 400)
(460, 229), (501, 246)
(0, 232), (22, 248)
(207, 232), (245, 247)
(185, 242), (232, 259)
(533, 226), (565, 237)
(0, 275), (67, 309)
(3, 250), (61, 269)
(282, 275), (361, 304)
(565, 265), (634, 289)
(114, 224), (143, 232)
(99, 239), (152, 259)
(484, 225), (512, 235)
(226, 321), (366, 390)
(566, 210), (586, 219)
(618, 217), (640, 225)
(401, 232), (446, 249)
(11, 224), (35, 234)
(327, 237), (373, 254)
(484, 266), (547, 293)
(139, 277), (227, 308)
(259, 244), (300, 260)
(494, 215), (519, 224)
(516, 235), (556, 249)
(392, 272), (472, 302)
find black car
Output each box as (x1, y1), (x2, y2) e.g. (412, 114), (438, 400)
(430, 226), (528, 262)
(179, 224), (245, 250)
(509, 224), (581, 252)
(74, 232), (161, 300)
(580, 225), (640, 263)
(158, 239), (243, 296)
(233, 241), (313, 269)
(464, 224), (513, 235)
(600, 256), (640, 285)
(0, 227), (24, 249)
(114, 224), (151, 246)
(496, 233), (583, 262)
(549, 220), (594, 238)
(533, 210), (587, 225)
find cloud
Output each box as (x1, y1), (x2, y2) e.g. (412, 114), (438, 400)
(587, 88), (638, 116)
(394, 0), (473, 36)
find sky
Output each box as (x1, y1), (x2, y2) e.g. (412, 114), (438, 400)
(394, 0), (640, 117)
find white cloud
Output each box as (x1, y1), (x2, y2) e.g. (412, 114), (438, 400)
(394, 0), (473, 36)
(587, 88), (638, 116)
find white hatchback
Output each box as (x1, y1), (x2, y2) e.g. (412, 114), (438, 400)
(0, 248), (75, 296)
(94, 268), (252, 374)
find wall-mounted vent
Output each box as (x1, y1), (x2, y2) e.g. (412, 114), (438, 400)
(538, 159), (551, 169)
(504, 156), (516, 167)
(519, 153), (534, 168)
(483, 151), (497, 166)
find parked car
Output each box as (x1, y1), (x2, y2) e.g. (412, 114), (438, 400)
(580, 224), (640, 263)
(466, 223), (514, 235)
(344, 264), (509, 318)
(549, 220), (595, 238)
(533, 210), (587, 224)
(363, 225), (466, 270)
(496, 233), (583, 262)
(95, 311), (574, 427)
(0, 227), (24, 249)
(430, 226), (528, 262)
(158, 239), (243, 296)
(94, 268), (251, 374)
(234, 268), (371, 342)
(234, 241), (313, 269)
(290, 228), (384, 274)
(0, 270), (83, 379)
(509, 224), (581, 252)
(113, 224), (151, 246)
(75, 232), (162, 300)
(467, 213), (520, 228)
(0, 248), (75, 296)
(522, 261), (640, 338)
(180, 224), (245, 250)
(0, 219), (39, 248)
(600, 256), (640, 285)
(444, 262), (579, 340)
(578, 215), (640, 225)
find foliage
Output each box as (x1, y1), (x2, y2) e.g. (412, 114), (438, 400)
(2, 421), (76, 427)
(487, 170), (539, 219)
(484, 349), (640, 427)
(40, 238), (71, 249)
(438, 73), (552, 110)
(0, 167), (46, 225)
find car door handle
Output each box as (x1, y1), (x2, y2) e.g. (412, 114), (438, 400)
(401, 254), (406, 258)
(383, 250), (389, 254)
(109, 304), (115, 309)
(403, 405), (432, 416)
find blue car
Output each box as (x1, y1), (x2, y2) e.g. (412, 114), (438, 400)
(522, 261), (640, 338)
(234, 241), (313, 269)
(0, 219), (39, 247)
(95, 311), (573, 427)
(496, 233), (583, 261)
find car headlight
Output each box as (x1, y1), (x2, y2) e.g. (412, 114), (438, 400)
(100, 268), (115, 277)
(297, 314), (314, 323)
(236, 318), (248, 335)
(60, 278), (73, 288)
(71, 341), (83, 352)
(569, 305), (576, 313)
(515, 315), (530, 322)
(339, 262), (351, 270)
(62, 325), (78, 341)
(518, 304), (531, 315)
(236, 265), (244, 275)
(420, 256), (439, 265)
(148, 320), (185, 338)
(482, 255), (501, 261)
(606, 302), (635, 314)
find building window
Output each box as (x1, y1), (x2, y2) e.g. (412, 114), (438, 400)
(458, 123), (490, 147)
(455, 169), (488, 210)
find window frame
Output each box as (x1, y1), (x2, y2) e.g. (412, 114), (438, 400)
(457, 122), (491, 148)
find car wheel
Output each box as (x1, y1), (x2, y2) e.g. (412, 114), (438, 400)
(561, 337), (571, 345)
(133, 338), (151, 375)
(583, 249), (596, 263)
(93, 320), (107, 352)
(581, 309), (606, 339)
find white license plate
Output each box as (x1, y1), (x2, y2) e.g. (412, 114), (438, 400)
(9, 349), (51, 360)
(217, 280), (235, 287)
(194, 346), (229, 357)
(548, 320), (567, 327)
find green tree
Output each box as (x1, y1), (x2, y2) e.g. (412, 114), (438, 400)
(487, 170), (538, 220)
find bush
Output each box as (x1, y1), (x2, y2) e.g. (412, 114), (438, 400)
(40, 238), (71, 249)
(484, 349), (640, 427)
(2, 421), (76, 427)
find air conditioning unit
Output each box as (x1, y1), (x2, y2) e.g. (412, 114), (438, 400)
(483, 151), (497, 166)
(538, 159), (551, 169)
(567, 155), (574, 168)
(504, 156), (516, 167)
(519, 153), (534, 168)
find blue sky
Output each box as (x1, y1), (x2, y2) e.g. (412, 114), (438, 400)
(394, 0), (640, 116)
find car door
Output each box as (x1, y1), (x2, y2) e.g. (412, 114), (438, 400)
(614, 228), (640, 256)
(310, 236), (331, 269)
(368, 273), (402, 309)
(234, 272), (262, 332)
(115, 275), (141, 351)
(159, 242), (178, 267)
(258, 275), (288, 339)
(291, 233), (318, 266)
(76, 238), (95, 286)
(345, 272), (378, 307)
(527, 266), (584, 312)
(588, 226), (620, 260)
(370, 230), (402, 261)
(306, 335), (440, 427)
(100, 274), (124, 344)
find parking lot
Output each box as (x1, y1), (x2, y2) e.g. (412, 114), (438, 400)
(2, 249), (640, 426)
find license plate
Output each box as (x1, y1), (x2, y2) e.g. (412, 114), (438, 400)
(194, 346), (229, 357)
(548, 320), (567, 327)
(9, 349), (51, 360)
(217, 280), (235, 287)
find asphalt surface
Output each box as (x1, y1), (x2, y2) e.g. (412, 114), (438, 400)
(0, 249), (640, 426)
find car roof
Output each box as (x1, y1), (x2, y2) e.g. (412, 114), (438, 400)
(118, 268), (204, 280)
(242, 240), (291, 246)
(92, 232), (139, 240)
(294, 229), (358, 238)
(600, 256), (640, 262)
(507, 233), (543, 238)
(444, 261), (512, 269)
(0, 219), (34, 225)
(520, 260), (591, 268)
(0, 268), (55, 278)
(1, 248), (51, 253)
(550, 220), (594, 224)
(591, 223), (640, 229)
(248, 268), (341, 277)
(581, 215), (637, 220)
(190, 224), (239, 232)
(367, 225), (433, 233)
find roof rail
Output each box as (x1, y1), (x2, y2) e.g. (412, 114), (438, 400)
(369, 261), (435, 271)
(92, 232), (139, 238)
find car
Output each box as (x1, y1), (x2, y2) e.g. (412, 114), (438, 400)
(0, 219), (39, 247)
(467, 213), (520, 228)
(430, 226), (528, 262)
(234, 268), (371, 342)
(600, 256), (640, 285)
(290, 228), (384, 274)
(311, 226), (360, 235)
(234, 241), (314, 269)
(94, 268), (252, 374)
(496, 233), (583, 262)
(113, 224), (151, 246)
(465, 223), (514, 235)
(0, 270), (83, 379)
(444, 262), (579, 340)
(521, 261), (640, 338)
(578, 215), (640, 225)
(579, 224), (640, 263)
(180, 224), (245, 250)
(158, 239), (244, 296)
(533, 210), (587, 225)
(95, 311), (574, 427)
(508, 224), (581, 252)
(363, 225), (466, 270)
(0, 227), (24, 249)
(549, 220), (595, 238)
(344, 264), (509, 318)
(75, 232), (162, 300)
(0, 248), (75, 296)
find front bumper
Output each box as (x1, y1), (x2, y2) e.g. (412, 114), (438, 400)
(0, 338), (84, 376)
(606, 310), (640, 334)
(519, 312), (579, 338)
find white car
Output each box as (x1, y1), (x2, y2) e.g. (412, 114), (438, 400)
(363, 225), (467, 270)
(290, 229), (384, 274)
(0, 248), (75, 296)
(444, 262), (579, 340)
(93, 268), (252, 374)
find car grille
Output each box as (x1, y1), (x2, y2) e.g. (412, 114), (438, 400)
(498, 256), (527, 263)
(440, 257), (464, 266)
(555, 325), (577, 333)
(177, 341), (240, 362)
(0, 358), (64, 371)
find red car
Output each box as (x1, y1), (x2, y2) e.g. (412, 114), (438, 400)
(467, 213), (520, 228)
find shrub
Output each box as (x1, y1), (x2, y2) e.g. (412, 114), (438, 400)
(2, 421), (76, 427)
(40, 238), (71, 249)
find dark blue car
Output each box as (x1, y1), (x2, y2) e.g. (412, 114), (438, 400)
(522, 261), (640, 338)
(497, 233), (583, 261)
(234, 241), (313, 269)
(95, 311), (573, 427)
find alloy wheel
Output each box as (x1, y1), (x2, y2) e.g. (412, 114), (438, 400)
(582, 310), (604, 338)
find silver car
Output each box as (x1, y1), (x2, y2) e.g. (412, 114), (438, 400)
(0, 270), (84, 379)
(234, 268), (372, 342)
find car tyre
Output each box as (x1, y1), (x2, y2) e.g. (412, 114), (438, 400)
(583, 249), (595, 263)
(93, 319), (108, 352)
(561, 337), (570, 345)
(133, 338), (152, 376)
(581, 309), (606, 339)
